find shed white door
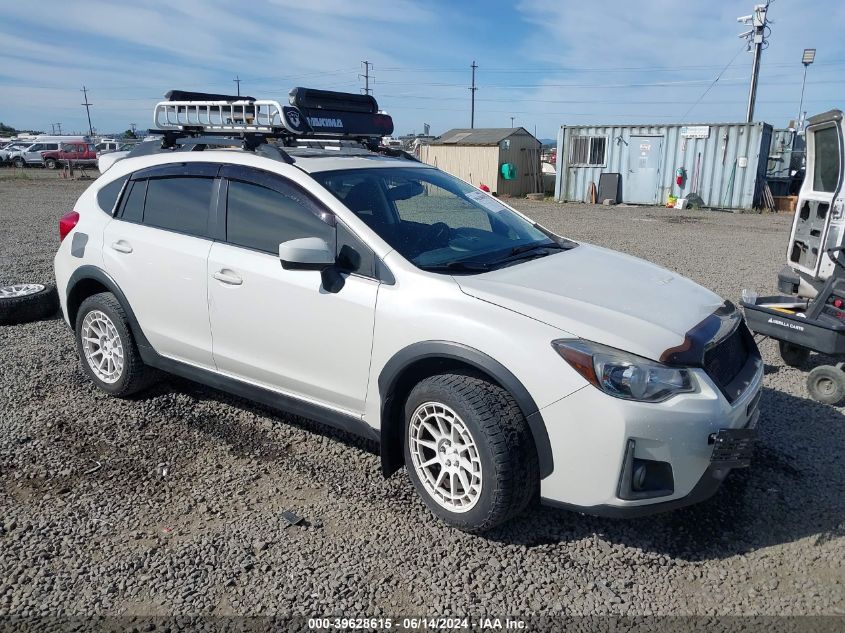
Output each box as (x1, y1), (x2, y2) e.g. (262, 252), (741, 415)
(626, 136), (663, 204)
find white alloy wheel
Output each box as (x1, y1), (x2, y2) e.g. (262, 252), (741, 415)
(80, 310), (125, 384)
(408, 401), (483, 513)
(0, 284), (45, 298)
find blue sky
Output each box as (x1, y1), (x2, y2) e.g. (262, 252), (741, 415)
(2, 0), (844, 138)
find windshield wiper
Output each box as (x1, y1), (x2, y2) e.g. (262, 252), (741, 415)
(506, 240), (566, 257)
(417, 260), (491, 273)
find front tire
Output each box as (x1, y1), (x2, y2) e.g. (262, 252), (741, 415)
(403, 372), (539, 533)
(75, 292), (151, 397)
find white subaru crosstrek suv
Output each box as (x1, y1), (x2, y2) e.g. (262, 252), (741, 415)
(54, 92), (762, 532)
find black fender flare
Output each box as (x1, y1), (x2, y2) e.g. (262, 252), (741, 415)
(66, 265), (155, 360)
(377, 341), (554, 479)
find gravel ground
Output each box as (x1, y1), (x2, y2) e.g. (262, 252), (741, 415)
(0, 171), (843, 619)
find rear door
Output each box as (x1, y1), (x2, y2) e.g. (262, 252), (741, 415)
(626, 136), (663, 204)
(787, 112), (845, 280)
(207, 165), (379, 414)
(102, 162), (220, 368)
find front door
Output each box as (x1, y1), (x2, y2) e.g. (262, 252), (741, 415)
(207, 166), (379, 415)
(627, 136), (663, 204)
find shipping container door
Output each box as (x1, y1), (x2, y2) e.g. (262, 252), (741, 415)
(626, 136), (663, 204)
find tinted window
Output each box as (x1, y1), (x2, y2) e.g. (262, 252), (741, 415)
(226, 180), (332, 253)
(315, 167), (551, 267)
(336, 221), (375, 277)
(97, 175), (129, 214)
(121, 180), (146, 222)
(814, 126), (841, 193)
(44, 144), (58, 151)
(143, 177), (213, 237)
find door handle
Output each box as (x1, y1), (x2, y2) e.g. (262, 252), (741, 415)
(213, 269), (243, 286)
(110, 240), (133, 254)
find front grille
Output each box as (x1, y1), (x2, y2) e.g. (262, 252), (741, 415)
(703, 325), (750, 395)
(710, 428), (756, 466)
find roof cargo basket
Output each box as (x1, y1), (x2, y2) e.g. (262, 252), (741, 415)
(152, 86), (393, 142)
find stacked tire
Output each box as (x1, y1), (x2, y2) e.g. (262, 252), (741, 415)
(0, 283), (59, 325)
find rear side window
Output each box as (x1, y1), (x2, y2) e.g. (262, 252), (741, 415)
(813, 126), (841, 193)
(143, 177), (214, 237)
(97, 175), (129, 214)
(226, 180), (333, 253)
(120, 180), (146, 222)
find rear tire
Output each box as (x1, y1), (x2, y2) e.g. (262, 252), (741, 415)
(403, 372), (539, 533)
(779, 340), (810, 367)
(44, 158), (57, 170)
(806, 365), (845, 405)
(75, 292), (152, 397)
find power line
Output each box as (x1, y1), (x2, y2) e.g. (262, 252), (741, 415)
(682, 44), (747, 119)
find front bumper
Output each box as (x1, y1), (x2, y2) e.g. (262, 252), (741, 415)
(538, 357), (763, 515)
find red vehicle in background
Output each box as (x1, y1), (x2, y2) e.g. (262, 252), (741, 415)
(40, 141), (98, 170)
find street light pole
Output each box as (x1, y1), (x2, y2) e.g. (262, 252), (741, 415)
(797, 48), (816, 130)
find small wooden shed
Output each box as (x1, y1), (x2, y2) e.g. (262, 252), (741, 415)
(419, 128), (542, 196)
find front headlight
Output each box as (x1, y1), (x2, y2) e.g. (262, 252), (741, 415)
(552, 339), (693, 403)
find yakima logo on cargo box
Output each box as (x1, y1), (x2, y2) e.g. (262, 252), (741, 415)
(307, 117), (343, 129)
(767, 317), (805, 332)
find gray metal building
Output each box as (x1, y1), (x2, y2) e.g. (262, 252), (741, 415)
(554, 121), (773, 209)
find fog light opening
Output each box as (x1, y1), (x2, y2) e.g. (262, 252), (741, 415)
(632, 463), (648, 491)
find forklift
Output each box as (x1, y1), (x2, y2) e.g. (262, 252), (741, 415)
(742, 110), (845, 404)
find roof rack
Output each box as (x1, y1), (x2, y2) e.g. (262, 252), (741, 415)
(152, 87), (394, 144)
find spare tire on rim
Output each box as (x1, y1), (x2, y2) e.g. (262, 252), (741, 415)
(0, 283), (60, 325)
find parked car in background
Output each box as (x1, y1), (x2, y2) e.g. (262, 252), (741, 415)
(0, 141), (30, 164)
(11, 136), (90, 167)
(95, 139), (120, 154)
(40, 142), (98, 169)
(97, 143), (137, 172)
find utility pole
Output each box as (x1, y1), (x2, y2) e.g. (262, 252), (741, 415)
(470, 60), (478, 128)
(360, 61), (373, 95)
(80, 86), (94, 137)
(510, 116), (515, 128)
(50, 123), (56, 135)
(233, 75), (241, 96)
(57, 122), (62, 135)
(737, 2), (771, 123)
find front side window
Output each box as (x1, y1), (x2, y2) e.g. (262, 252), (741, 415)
(813, 126), (841, 193)
(226, 180), (333, 254)
(314, 167), (565, 271)
(142, 177), (213, 237)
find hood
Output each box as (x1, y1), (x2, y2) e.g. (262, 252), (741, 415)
(456, 244), (724, 361)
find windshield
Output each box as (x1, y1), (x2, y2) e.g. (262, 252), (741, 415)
(314, 166), (565, 270)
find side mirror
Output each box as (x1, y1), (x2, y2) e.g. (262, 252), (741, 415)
(279, 237), (335, 271)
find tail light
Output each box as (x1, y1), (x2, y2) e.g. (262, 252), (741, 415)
(59, 211), (80, 241)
